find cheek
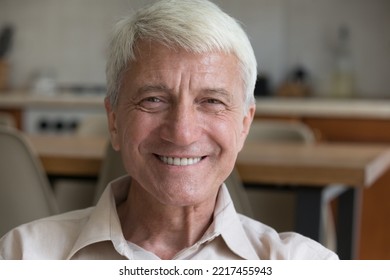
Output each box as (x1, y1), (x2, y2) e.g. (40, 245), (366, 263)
(208, 115), (244, 151)
(116, 112), (157, 152)
(115, 116), (148, 174)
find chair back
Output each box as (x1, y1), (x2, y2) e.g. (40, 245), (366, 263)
(247, 120), (315, 143)
(225, 168), (254, 217)
(0, 127), (59, 236)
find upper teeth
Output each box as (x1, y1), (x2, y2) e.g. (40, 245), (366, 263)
(159, 156), (202, 166)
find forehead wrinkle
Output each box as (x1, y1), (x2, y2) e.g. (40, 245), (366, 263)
(137, 84), (173, 95)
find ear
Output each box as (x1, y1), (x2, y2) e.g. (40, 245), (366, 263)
(238, 104), (256, 151)
(104, 97), (120, 151)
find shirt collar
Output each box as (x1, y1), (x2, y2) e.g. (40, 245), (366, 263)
(66, 176), (131, 259)
(210, 184), (260, 260)
(66, 176), (259, 260)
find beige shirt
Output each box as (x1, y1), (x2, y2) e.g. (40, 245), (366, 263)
(0, 176), (338, 260)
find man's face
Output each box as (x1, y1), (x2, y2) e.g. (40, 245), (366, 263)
(106, 40), (255, 207)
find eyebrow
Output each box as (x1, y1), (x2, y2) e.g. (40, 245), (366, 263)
(204, 88), (231, 96)
(137, 84), (172, 95)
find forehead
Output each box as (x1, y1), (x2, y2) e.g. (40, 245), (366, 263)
(127, 40), (242, 84)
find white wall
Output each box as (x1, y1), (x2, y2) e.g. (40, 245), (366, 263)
(0, 0), (153, 87)
(214, 0), (288, 89)
(1, 0), (389, 97)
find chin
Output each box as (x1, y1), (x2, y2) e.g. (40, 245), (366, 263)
(157, 185), (217, 208)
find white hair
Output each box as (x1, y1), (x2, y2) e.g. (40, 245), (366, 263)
(106, 0), (257, 112)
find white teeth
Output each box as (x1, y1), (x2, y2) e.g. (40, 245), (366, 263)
(159, 156), (202, 166)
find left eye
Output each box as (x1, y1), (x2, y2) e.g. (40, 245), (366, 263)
(145, 97), (162, 103)
(205, 99), (223, 104)
(199, 98), (227, 113)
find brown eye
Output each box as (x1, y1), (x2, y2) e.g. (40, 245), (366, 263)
(200, 98), (227, 113)
(146, 97), (162, 103)
(138, 96), (168, 112)
(206, 99), (222, 104)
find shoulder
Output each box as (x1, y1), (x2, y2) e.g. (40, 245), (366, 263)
(0, 208), (93, 259)
(238, 215), (338, 260)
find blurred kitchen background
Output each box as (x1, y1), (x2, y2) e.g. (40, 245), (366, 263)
(1, 0), (390, 260)
(0, 0), (389, 98)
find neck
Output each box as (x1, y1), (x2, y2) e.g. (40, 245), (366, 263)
(117, 181), (217, 259)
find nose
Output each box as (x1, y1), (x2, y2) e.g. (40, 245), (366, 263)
(160, 102), (202, 146)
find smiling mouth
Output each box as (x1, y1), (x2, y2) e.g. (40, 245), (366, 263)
(157, 155), (205, 166)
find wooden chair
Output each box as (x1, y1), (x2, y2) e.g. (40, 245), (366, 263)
(93, 143), (126, 205)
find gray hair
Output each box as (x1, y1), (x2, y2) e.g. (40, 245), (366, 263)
(106, 0), (257, 112)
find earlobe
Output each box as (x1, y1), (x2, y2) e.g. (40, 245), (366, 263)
(242, 104), (256, 135)
(238, 104), (256, 150)
(104, 97), (120, 151)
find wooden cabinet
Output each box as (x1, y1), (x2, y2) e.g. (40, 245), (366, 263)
(255, 98), (390, 259)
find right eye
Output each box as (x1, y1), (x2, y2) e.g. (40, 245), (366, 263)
(138, 96), (168, 112)
(145, 97), (162, 103)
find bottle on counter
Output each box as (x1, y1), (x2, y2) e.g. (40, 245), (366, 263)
(330, 25), (355, 98)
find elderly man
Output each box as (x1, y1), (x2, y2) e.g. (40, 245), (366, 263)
(0, 0), (337, 260)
